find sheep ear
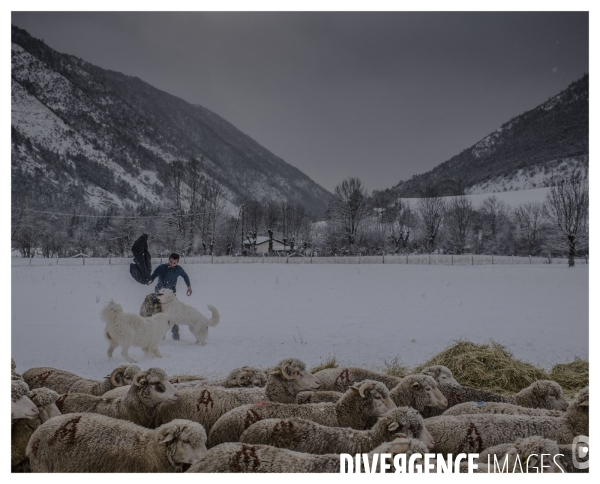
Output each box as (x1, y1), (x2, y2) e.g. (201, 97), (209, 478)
(527, 456), (538, 467)
(393, 432), (407, 438)
(350, 384), (361, 394)
(579, 400), (589, 407)
(268, 368), (281, 376)
(411, 382), (420, 388)
(160, 433), (175, 445)
(388, 422), (400, 432)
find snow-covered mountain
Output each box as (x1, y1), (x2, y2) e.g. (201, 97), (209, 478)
(11, 25), (332, 217)
(392, 75), (589, 197)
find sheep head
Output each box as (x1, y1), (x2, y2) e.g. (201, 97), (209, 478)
(29, 388), (61, 423)
(230, 367), (267, 387)
(11, 380), (38, 420)
(519, 380), (568, 411)
(132, 368), (179, 406)
(379, 407), (434, 450)
(396, 374), (448, 410)
(270, 358), (320, 391)
(350, 380), (396, 416)
(565, 386), (588, 437)
(420, 365), (459, 386)
(157, 419), (208, 471)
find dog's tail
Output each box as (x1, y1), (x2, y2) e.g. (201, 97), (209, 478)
(206, 304), (220, 327)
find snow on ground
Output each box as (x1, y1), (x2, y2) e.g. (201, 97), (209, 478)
(11, 264), (588, 381)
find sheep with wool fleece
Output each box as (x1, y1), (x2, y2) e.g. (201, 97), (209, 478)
(239, 406), (434, 454)
(55, 367), (179, 427)
(26, 414), (207, 473)
(22, 363), (140, 395)
(186, 437), (429, 473)
(207, 380), (397, 447)
(424, 386), (588, 455)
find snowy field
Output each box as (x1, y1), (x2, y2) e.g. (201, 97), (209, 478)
(11, 263), (588, 380)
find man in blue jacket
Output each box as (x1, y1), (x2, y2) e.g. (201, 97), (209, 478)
(147, 252), (193, 340)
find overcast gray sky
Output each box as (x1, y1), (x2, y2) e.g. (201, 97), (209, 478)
(11, 12), (588, 193)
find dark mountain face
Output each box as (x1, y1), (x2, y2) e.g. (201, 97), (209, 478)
(392, 74), (589, 197)
(11, 25), (331, 217)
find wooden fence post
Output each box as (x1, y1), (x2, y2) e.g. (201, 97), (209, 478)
(451, 255), (453, 266)
(529, 255), (532, 264)
(471, 255), (474, 265)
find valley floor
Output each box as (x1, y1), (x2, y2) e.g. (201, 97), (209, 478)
(11, 264), (588, 380)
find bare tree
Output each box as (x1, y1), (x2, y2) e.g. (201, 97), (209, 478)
(479, 196), (509, 252)
(418, 187), (445, 254)
(327, 177), (370, 246)
(513, 202), (546, 256)
(385, 198), (413, 253)
(444, 195), (474, 254)
(545, 170), (589, 267)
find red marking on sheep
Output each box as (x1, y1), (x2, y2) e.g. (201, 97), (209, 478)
(48, 415), (82, 447)
(196, 390), (214, 410)
(244, 409), (262, 429)
(35, 370), (55, 386)
(29, 439), (40, 458)
(271, 419), (294, 438)
(54, 394), (69, 412)
(231, 444), (260, 471)
(460, 422), (483, 453)
(334, 369), (351, 389)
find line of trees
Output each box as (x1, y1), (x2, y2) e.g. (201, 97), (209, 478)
(322, 171), (588, 266)
(11, 159), (588, 265)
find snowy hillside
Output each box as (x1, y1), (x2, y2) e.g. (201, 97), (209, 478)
(11, 25), (331, 217)
(12, 264), (588, 380)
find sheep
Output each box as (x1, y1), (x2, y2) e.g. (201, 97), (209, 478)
(239, 406), (434, 454)
(424, 386), (588, 455)
(208, 379), (397, 447)
(26, 413), (207, 472)
(11, 380), (38, 423)
(465, 436), (565, 473)
(388, 374), (448, 414)
(443, 401), (565, 417)
(419, 365), (459, 385)
(421, 379), (568, 418)
(156, 289), (220, 345)
(12, 388), (62, 472)
(22, 363), (140, 395)
(312, 367), (403, 392)
(186, 437), (429, 473)
(209, 366), (267, 388)
(297, 390), (343, 404)
(55, 368), (179, 427)
(153, 358), (320, 433)
(102, 300), (174, 362)
(140, 292), (162, 317)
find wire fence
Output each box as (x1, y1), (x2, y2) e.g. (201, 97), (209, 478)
(11, 253), (588, 267)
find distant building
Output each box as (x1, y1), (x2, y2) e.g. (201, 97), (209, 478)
(242, 236), (288, 254)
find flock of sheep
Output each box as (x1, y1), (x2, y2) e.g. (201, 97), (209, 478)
(11, 356), (589, 473)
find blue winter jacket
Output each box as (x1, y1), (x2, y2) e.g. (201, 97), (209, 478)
(149, 264), (191, 294)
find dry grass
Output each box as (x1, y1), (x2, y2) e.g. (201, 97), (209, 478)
(380, 355), (410, 378)
(412, 339), (550, 394)
(549, 358), (589, 397)
(310, 354), (339, 374)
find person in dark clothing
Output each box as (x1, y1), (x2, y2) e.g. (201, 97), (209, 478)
(147, 253), (193, 340)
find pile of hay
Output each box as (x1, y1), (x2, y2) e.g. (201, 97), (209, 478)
(413, 340), (549, 394)
(550, 358), (589, 396)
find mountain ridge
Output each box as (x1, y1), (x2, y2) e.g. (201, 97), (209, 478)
(11, 25), (332, 217)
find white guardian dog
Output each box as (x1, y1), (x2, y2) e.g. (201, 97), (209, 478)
(156, 289), (220, 345)
(102, 301), (174, 363)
